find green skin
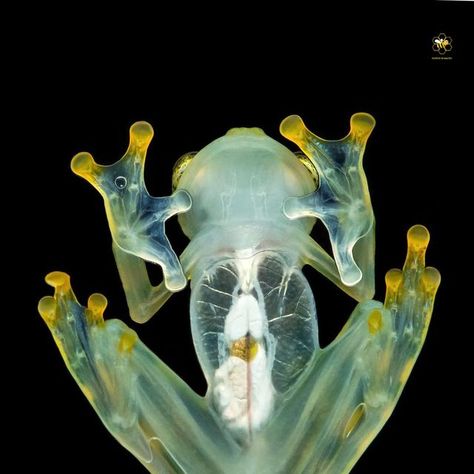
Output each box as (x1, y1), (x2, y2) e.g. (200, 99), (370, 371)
(39, 116), (440, 473)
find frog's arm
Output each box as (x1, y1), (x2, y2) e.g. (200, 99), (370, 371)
(298, 235), (374, 302)
(38, 271), (239, 473)
(258, 226), (440, 473)
(281, 113), (375, 300)
(71, 122), (192, 308)
(111, 242), (174, 323)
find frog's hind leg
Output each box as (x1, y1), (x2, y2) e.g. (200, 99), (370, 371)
(256, 226), (440, 474)
(38, 271), (239, 474)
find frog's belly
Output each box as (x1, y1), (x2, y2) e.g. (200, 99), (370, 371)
(190, 250), (319, 439)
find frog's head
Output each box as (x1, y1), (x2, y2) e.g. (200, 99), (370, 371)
(171, 125), (320, 241)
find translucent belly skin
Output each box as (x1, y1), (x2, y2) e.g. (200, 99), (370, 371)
(191, 250), (318, 436)
(38, 117), (440, 473)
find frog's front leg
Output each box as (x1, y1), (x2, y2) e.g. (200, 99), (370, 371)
(281, 114), (376, 300)
(112, 242), (174, 323)
(38, 272), (239, 473)
(71, 121), (192, 296)
(260, 226), (440, 474)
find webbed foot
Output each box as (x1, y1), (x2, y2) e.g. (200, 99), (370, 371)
(281, 114), (375, 288)
(71, 122), (191, 291)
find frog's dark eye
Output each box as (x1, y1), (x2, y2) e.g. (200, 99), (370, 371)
(114, 176), (127, 189)
(172, 152), (197, 191)
(294, 151), (319, 189)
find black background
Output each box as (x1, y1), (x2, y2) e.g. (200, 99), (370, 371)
(17, 2), (471, 473)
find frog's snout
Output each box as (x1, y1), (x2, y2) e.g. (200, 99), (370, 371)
(225, 127), (267, 137)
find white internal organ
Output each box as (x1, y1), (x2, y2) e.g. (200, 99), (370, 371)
(225, 293), (264, 340)
(214, 287), (275, 432)
(214, 348), (273, 431)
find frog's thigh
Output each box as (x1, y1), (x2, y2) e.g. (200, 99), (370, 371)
(38, 271), (238, 473)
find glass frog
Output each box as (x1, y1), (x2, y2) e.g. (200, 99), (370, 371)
(38, 114), (440, 473)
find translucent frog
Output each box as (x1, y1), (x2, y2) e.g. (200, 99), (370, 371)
(38, 114), (440, 473)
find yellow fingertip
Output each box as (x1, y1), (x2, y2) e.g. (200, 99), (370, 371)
(88, 292), (107, 312)
(384, 269), (402, 308)
(45, 271), (71, 293)
(385, 268), (403, 292)
(367, 309), (383, 335)
(38, 296), (57, 325)
(350, 112), (376, 139)
(118, 329), (138, 353)
(407, 224), (430, 251)
(421, 267), (441, 295)
(129, 121), (154, 151)
(87, 293), (107, 323)
(71, 152), (98, 180)
(279, 114), (308, 145)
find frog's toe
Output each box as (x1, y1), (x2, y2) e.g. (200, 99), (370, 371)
(38, 272), (108, 386)
(39, 271), (78, 327)
(39, 271), (106, 328)
(383, 226), (441, 362)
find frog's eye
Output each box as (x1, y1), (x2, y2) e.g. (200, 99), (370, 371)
(294, 151), (319, 189)
(172, 152), (197, 191)
(114, 175), (128, 189)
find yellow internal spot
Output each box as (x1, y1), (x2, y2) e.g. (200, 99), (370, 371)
(118, 330), (138, 353)
(81, 385), (94, 402)
(230, 335), (259, 362)
(94, 360), (116, 395)
(343, 403), (366, 438)
(400, 358), (415, 384)
(407, 225), (430, 251)
(368, 309), (383, 335)
(38, 296), (57, 326)
(87, 293), (107, 324)
(129, 121), (154, 150)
